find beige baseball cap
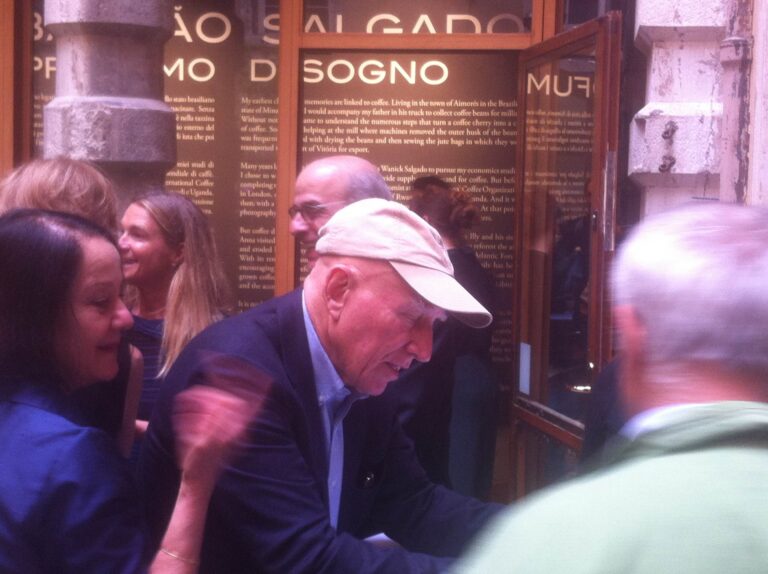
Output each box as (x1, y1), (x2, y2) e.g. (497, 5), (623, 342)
(315, 198), (492, 328)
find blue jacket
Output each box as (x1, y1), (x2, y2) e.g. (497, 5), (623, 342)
(0, 379), (145, 573)
(138, 289), (500, 573)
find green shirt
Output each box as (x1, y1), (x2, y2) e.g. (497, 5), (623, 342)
(454, 402), (768, 574)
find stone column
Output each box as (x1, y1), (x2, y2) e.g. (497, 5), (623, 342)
(718, 0), (752, 203)
(43, 0), (176, 211)
(628, 0), (726, 215)
(748, 0), (768, 205)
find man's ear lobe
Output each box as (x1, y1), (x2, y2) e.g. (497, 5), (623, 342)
(614, 304), (649, 416)
(614, 305), (646, 355)
(325, 266), (353, 320)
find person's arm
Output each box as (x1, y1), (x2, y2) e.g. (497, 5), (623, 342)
(149, 384), (262, 573)
(140, 353), (458, 574)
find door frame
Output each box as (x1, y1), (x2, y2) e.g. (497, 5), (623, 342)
(511, 12), (622, 498)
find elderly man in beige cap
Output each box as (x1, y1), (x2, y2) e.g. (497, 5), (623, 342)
(139, 199), (501, 574)
(289, 156), (465, 488)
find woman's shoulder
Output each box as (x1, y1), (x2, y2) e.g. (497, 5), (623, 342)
(0, 384), (129, 504)
(0, 383), (116, 450)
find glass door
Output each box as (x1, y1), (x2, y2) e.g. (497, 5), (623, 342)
(512, 12), (621, 497)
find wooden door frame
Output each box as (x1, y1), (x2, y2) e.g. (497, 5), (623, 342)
(511, 12), (622, 498)
(1, 0), (33, 174)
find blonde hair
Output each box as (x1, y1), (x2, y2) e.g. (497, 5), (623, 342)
(0, 158), (117, 231)
(126, 192), (232, 376)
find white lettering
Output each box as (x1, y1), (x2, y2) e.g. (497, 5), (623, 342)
(173, 6), (194, 42)
(390, 61), (416, 84)
(412, 15), (437, 34)
(301, 59), (448, 85)
(447, 15), (481, 34)
(527, 73), (593, 98)
(303, 59), (324, 84)
(359, 60), (386, 84)
(251, 59), (277, 82)
(527, 73), (550, 95)
(487, 14), (526, 33)
(195, 12), (232, 44)
(327, 60), (355, 84)
(33, 56), (57, 79)
(164, 58), (215, 81)
(264, 14), (279, 45)
(367, 14), (402, 34)
(420, 60), (449, 85)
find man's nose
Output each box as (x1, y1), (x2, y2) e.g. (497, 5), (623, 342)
(115, 299), (134, 331)
(289, 212), (309, 236)
(407, 319), (434, 363)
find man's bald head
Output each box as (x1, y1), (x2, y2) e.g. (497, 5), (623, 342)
(289, 155), (392, 265)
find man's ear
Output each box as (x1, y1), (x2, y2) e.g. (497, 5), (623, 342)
(614, 305), (646, 358)
(614, 304), (648, 415)
(324, 265), (354, 321)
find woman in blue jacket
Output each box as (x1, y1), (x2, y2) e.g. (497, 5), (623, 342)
(0, 208), (257, 573)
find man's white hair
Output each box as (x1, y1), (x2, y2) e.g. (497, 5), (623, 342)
(612, 202), (768, 377)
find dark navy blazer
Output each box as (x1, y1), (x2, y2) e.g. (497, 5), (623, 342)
(138, 289), (500, 574)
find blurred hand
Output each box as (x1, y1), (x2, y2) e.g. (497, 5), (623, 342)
(172, 381), (265, 485)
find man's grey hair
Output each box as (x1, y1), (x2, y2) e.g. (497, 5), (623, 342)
(344, 166), (392, 202)
(612, 202), (768, 377)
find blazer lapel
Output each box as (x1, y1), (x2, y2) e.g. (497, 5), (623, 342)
(276, 289), (330, 505)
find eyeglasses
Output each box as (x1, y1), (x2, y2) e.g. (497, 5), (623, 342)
(288, 201), (348, 221)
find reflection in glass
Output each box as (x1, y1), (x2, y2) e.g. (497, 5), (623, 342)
(522, 44), (596, 423)
(303, 0), (532, 34)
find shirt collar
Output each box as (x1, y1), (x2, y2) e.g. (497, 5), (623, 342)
(1, 377), (89, 427)
(621, 403), (698, 440)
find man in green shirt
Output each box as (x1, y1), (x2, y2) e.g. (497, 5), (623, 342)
(455, 202), (768, 574)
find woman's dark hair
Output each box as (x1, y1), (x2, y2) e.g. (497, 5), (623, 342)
(409, 176), (479, 244)
(0, 209), (117, 381)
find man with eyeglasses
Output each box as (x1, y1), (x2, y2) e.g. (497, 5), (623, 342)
(289, 155), (392, 267)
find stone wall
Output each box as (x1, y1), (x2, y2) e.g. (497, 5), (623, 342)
(628, 0), (728, 214)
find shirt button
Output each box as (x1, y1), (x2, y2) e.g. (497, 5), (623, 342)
(362, 471), (375, 488)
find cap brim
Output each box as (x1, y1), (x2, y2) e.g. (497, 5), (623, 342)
(390, 261), (492, 328)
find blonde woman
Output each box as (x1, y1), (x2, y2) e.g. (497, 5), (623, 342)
(119, 192), (232, 441)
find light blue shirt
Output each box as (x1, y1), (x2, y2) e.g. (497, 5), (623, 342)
(302, 294), (361, 530)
